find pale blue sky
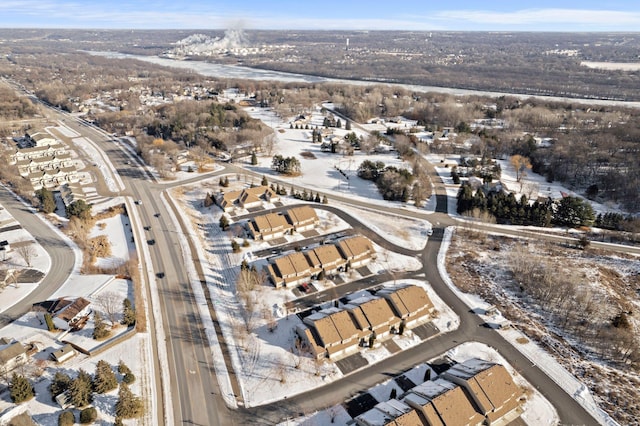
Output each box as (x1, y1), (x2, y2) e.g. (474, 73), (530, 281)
(0, 1), (639, 31)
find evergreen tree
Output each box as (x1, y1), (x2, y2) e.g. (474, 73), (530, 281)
(345, 120), (351, 130)
(50, 371), (72, 401)
(9, 373), (34, 403)
(314, 193), (321, 203)
(36, 188), (56, 213)
(68, 369), (93, 407)
(122, 298), (136, 326)
(115, 382), (144, 419)
(553, 196), (595, 228)
(66, 199), (92, 221)
(250, 152), (258, 165)
(261, 175), (268, 186)
(93, 312), (109, 340)
(93, 360), (118, 394)
(223, 176), (230, 187)
(336, 119), (342, 128)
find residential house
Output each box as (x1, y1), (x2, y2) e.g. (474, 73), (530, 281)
(302, 307), (366, 359)
(345, 295), (401, 340)
(0, 338), (27, 374)
(285, 205), (319, 232)
(443, 359), (524, 425)
(337, 235), (375, 268)
(355, 399), (425, 426)
(403, 379), (484, 426)
(216, 185), (279, 213)
(51, 297), (92, 330)
(306, 245), (347, 276)
(247, 212), (292, 241)
(378, 285), (435, 328)
(266, 251), (320, 288)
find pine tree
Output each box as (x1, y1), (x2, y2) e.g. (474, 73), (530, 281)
(261, 175), (268, 186)
(251, 152), (258, 165)
(322, 195), (328, 204)
(93, 312), (109, 340)
(50, 371), (72, 401)
(122, 298), (136, 327)
(9, 373), (34, 403)
(115, 382), (144, 419)
(69, 369), (93, 407)
(93, 360), (118, 394)
(345, 120), (351, 130)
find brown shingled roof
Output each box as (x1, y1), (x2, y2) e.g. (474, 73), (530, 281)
(286, 205), (319, 226)
(55, 297), (90, 322)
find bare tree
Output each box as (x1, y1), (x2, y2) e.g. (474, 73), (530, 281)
(16, 244), (36, 268)
(96, 291), (121, 326)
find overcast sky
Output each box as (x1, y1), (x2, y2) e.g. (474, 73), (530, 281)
(0, 1), (639, 31)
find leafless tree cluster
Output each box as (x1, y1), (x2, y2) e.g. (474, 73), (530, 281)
(509, 244), (638, 367)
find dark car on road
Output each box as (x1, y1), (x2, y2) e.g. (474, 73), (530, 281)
(147, 239), (155, 245)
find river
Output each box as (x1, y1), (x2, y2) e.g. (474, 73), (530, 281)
(87, 51), (640, 109)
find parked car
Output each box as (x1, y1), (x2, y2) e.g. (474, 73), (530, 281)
(300, 282), (311, 293)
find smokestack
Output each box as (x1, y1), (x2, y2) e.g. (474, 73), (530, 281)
(346, 38), (349, 51)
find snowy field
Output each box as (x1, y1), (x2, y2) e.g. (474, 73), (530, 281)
(88, 213), (136, 269)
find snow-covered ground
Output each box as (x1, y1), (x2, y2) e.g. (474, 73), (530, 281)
(243, 106), (429, 211)
(88, 213), (136, 269)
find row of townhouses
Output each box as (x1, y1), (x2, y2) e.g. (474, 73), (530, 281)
(296, 284), (434, 360)
(355, 358), (525, 426)
(266, 235), (374, 288)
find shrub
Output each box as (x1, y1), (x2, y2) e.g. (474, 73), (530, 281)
(117, 360), (131, 375)
(123, 372), (136, 384)
(58, 411), (75, 426)
(80, 407), (97, 424)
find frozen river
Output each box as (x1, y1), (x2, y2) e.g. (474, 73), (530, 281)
(87, 51), (640, 109)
